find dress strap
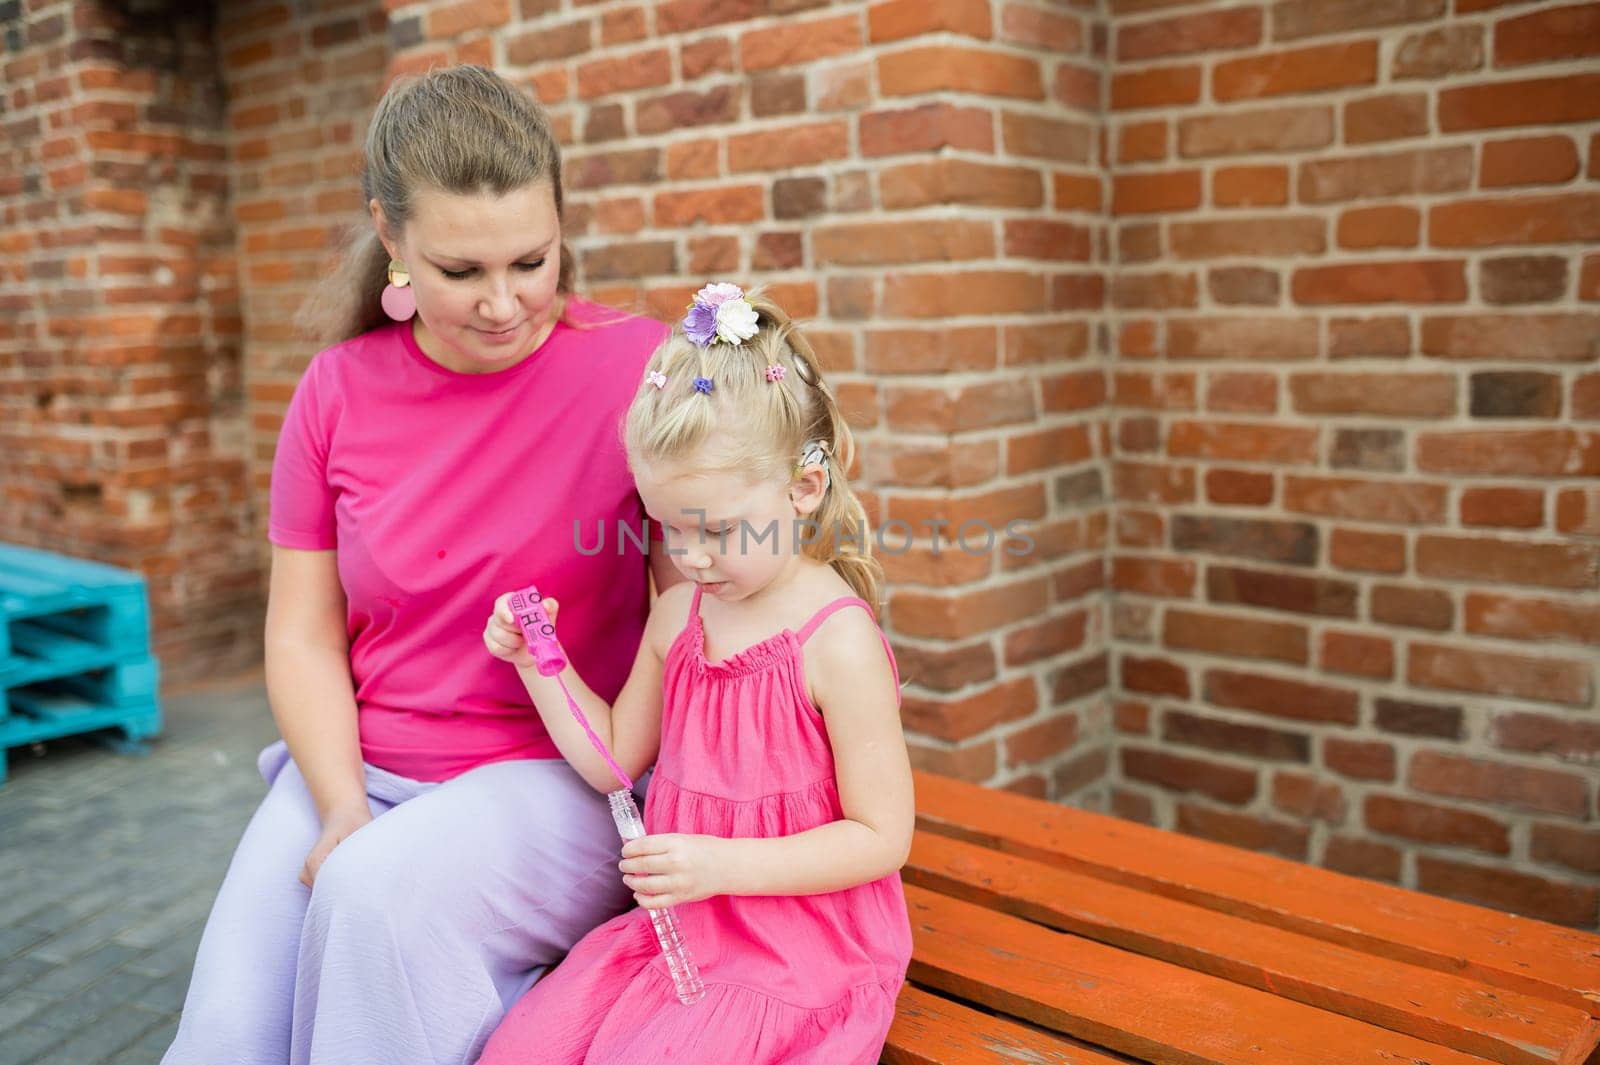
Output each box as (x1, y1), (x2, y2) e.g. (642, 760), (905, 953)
(796, 597), (901, 694)
(687, 581), (704, 621)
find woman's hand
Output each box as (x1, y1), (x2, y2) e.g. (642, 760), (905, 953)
(301, 803), (373, 887)
(483, 592), (559, 670)
(619, 833), (725, 909)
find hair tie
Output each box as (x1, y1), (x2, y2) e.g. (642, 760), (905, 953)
(765, 365), (786, 382)
(683, 282), (758, 347)
(692, 377), (714, 394)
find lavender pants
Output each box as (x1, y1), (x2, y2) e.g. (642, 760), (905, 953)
(161, 741), (634, 1065)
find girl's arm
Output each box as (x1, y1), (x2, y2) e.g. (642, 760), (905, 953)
(485, 581), (692, 793)
(620, 607), (913, 905)
(264, 546), (372, 885)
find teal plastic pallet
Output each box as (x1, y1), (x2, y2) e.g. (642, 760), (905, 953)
(0, 544), (162, 783)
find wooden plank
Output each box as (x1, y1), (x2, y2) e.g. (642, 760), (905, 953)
(905, 883), (1501, 1065)
(884, 986), (1116, 1065)
(907, 831), (1593, 1065)
(913, 770), (1600, 1014)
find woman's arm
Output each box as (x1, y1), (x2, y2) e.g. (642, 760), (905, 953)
(619, 608), (914, 905)
(486, 581), (691, 792)
(264, 545), (371, 883)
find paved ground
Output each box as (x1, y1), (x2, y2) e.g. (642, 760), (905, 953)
(0, 671), (278, 1065)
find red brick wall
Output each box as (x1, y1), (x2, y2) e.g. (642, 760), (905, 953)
(1106, 0), (1599, 926)
(1, 1), (257, 680)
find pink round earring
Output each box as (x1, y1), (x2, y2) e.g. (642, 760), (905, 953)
(381, 258), (416, 321)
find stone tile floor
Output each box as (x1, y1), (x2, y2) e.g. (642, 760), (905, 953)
(0, 672), (278, 1065)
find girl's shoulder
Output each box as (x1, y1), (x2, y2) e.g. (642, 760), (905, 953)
(643, 579), (699, 658)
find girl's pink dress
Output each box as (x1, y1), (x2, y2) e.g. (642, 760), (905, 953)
(477, 586), (912, 1065)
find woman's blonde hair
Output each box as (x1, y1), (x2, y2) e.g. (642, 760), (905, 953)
(301, 65), (575, 343)
(625, 292), (884, 616)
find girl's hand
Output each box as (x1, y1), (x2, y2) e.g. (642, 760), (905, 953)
(619, 833), (724, 909)
(483, 592), (559, 670)
(301, 803), (373, 887)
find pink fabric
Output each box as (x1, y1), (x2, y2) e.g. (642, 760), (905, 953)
(269, 302), (668, 781)
(478, 586), (912, 1065)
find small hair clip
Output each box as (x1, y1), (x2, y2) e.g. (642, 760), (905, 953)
(693, 376), (714, 394)
(683, 282), (759, 347)
(765, 365), (786, 382)
(645, 369), (667, 389)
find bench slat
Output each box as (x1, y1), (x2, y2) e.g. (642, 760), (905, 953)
(905, 883), (1501, 1065)
(883, 986), (1117, 1065)
(913, 770), (1600, 1015)
(907, 831), (1593, 1065)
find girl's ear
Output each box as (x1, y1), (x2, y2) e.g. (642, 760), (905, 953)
(370, 199), (399, 259)
(789, 466), (828, 517)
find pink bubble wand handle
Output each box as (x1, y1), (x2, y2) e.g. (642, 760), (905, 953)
(508, 585), (704, 1005)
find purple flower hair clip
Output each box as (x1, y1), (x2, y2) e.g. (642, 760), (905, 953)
(692, 376), (714, 394)
(683, 282), (758, 347)
(765, 365), (786, 382)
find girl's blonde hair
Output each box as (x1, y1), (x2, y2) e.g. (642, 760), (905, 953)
(301, 65), (575, 344)
(625, 292), (884, 616)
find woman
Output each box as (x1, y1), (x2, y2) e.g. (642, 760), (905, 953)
(163, 65), (680, 1065)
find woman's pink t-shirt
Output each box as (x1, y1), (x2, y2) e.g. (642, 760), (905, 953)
(269, 301), (667, 781)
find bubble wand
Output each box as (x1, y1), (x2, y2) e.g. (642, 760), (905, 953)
(508, 585), (705, 1006)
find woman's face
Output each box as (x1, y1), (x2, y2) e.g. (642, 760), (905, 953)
(375, 182), (563, 374)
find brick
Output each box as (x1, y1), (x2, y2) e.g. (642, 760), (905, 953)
(860, 103), (994, 157)
(1556, 488), (1600, 535)
(1417, 429), (1600, 478)
(1207, 564), (1357, 618)
(1411, 642), (1594, 707)
(889, 577), (1051, 640)
(1290, 372), (1453, 418)
(1169, 421), (1318, 465)
(1212, 165), (1289, 208)
(1325, 835), (1402, 882)
(681, 36), (734, 80)
(666, 139), (719, 180)
(1370, 583), (1453, 631)
(1122, 654), (1192, 698)
(902, 677), (1038, 742)
(1122, 747), (1257, 805)
(1420, 856), (1599, 927)
(1004, 713), (1081, 769)
(505, 19), (590, 63)
(1532, 824), (1600, 875)
(1272, 0), (1444, 40)
(1114, 371), (1198, 410)
(880, 159), (1044, 210)
(1112, 270), (1196, 308)
(893, 639), (997, 692)
(1206, 468), (1274, 505)
(1008, 220), (1094, 261)
(1112, 170), (1201, 214)
(1272, 771), (1348, 823)
(1494, 3), (1600, 67)
(1001, 3), (1083, 49)
(1117, 7), (1262, 61)
(636, 85), (741, 135)
(1460, 487), (1544, 529)
(1481, 135), (1580, 189)
(1004, 610), (1089, 667)
(878, 45), (1044, 100)
(575, 48), (672, 99)
(1213, 41), (1378, 102)
(883, 378), (1036, 431)
(1170, 217), (1324, 258)
(1179, 105), (1333, 157)
(652, 185), (764, 227)
(1054, 173), (1102, 213)
(1163, 709), (1310, 762)
(1320, 629), (1394, 679)
(1334, 205), (1421, 251)
(1412, 750), (1591, 819)
(568, 148), (661, 189)
(868, 0), (993, 43)
(1580, 255), (1600, 301)
(1325, 737), (1397, 782)
(1285, 475), (1448, 525)
(1420, 313), (1600, 360)
(864, 327), (996, 375)
(1208, 267), (1280, 306)
(1374, 696), (1462, 740)
(1118, 120), (1169, 164)
(907, 738), (997, 783)
(1205, 372), (1277, 413)
(866, 437), (998, 487)
(880, 270), (1049, 318)
(428, 0), (509, 36)
(1111, 63), (1203, 110)
(814, 219), (993, 266)
(1204, 669), (1356, 725)
(1469, 371), (1561, 418)
(1439, 73), (1600, 131)
(583, 240), (675, 280)
(1418, 533), (1598, 591)
(1344, 92), (1428, 144)
(1365, 796), (1509, 855)
(1431, 194), (1600, 248)
(728, 120), (848, 172)
(740, 13), (859, 71)
(1479, 256), (1568, 305)
(1051, 652), (1109, 706)
(1112, 556), (1196, 598)
(1329, 316), (1410, 359)
(1393, 24), (1483, 79)
(1167, 609), (1310, 666)
(1493, 711), (1600, 762)
(1177, 804), (1309, 861)
(1464, 591), (1600, 648)
(656, 0), (763, 33)
(1173, 515), (1318, 566)
(1301, 146), (1472, 204)
(1292, 260), (1466, 306)
(601, 7), (647, 43)
(1042, 372), (1108, 414)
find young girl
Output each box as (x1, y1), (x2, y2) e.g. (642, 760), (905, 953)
(477, 285), (913, 1064)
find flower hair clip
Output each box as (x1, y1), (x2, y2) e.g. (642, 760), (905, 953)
(683, 282), (758, 347)
(645, 369), (667, 389)
(765, 365), (786, 382)
(693, 377), (714, 394)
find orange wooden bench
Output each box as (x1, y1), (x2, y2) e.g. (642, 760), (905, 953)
(884, 770), (1600, 1065)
